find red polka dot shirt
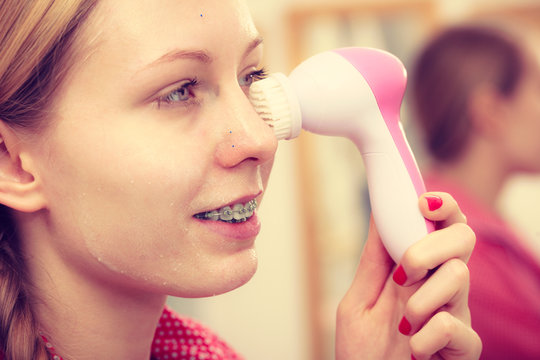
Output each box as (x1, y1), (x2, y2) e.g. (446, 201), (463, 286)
(2, 306), (243, 360)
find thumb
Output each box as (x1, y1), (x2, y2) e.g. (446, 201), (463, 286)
(348, 216), (395, 307)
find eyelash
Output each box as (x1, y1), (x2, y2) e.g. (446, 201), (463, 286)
(156, 79), (200, 108)
(155, 68), (268, 109)
(239, 68), (268, 87)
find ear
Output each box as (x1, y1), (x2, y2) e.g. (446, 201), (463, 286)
(468, 84), (511, 140)
(0, 121), (47, 213)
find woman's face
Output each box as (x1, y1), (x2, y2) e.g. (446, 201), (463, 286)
(30, 0), (277, 297)
(499, 50), (540, 174)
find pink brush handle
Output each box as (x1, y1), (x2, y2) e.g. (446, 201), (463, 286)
(334, 48), (435, 260)
(289, 48), (434, 262)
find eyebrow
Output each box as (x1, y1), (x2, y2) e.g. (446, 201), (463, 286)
(142, 35), (264, 71)
(242, 35), (264, 60)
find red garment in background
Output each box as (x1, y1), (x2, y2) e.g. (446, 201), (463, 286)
(425, 173), (540, 360)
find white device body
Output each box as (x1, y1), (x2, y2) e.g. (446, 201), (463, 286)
(288, 50), (432, 263)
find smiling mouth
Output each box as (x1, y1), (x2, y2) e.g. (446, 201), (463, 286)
(194, 199), (258, 223)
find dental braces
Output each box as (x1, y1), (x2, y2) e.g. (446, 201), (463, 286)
(194, 199), (258, 223)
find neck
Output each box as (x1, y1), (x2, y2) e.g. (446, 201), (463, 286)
(429, 140), (510, 209)
(21, 227), (167, 360)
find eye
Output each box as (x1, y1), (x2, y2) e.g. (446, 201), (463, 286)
(156, 79), (199, 107)
(239, 68), (268, 87)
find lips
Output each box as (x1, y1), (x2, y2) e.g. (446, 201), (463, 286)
(194, 199), (258, 223)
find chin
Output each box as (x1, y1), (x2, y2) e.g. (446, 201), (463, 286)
(168, 248), (259, 298)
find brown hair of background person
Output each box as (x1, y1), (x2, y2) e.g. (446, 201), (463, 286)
(411, 24), (525, 162)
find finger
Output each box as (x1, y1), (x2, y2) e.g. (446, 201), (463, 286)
(400, 259), (471, 336)
(418, 192), (467, 229)
(398, 222), (476, 285)
(346, 216), (395, 308)
(392, 191), (471, 287)
(409, 311), (482, 360)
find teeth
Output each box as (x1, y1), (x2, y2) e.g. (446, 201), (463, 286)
(220, 206), (234, 221)
(194, 199), (258, 223)
(232, 204), (245, 221)
(207, 210), (220, 221)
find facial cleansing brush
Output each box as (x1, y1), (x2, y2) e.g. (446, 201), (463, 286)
(249, 47), (434, 263)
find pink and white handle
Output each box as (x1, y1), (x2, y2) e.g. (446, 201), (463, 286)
(288, 47), (434, 262)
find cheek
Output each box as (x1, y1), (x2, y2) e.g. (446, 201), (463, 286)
(39, 120), (210, 278)
(37, 119), (261, 297)
(505, 104), (540, 171)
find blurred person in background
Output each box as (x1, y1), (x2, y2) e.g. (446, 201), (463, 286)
(411, 21), (540, 360)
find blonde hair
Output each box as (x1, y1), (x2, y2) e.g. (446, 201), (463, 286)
(0, 1), (97, 359)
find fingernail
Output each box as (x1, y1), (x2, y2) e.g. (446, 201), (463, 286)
(393, 265), (407, 285)
(411, 355), (417, 360)
(399, 316), (412, 335)
(426, 195), (443, 211)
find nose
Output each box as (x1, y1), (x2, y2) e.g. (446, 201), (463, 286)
(214, 85), (278, 168)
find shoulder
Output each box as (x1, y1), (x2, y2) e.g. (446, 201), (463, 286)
(151, 306), (243, 360)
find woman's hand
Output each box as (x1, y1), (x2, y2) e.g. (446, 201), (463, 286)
(335, 192), (482, 360)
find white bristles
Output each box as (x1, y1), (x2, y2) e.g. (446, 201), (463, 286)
(248, 73), (302, 140)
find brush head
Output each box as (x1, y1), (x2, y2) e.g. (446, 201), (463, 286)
(248, 73), (302, 140)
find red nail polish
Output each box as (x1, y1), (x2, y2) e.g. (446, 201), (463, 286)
(399, 316), (412, 335)
(393, 265), (407, 285)
(411, 355), (417, 360)
(426, 195), (443, 211)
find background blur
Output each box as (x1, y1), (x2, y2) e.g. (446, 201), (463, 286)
(169, 1), (540, 359)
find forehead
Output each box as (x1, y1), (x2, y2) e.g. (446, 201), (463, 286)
(87, 0), (257, 66)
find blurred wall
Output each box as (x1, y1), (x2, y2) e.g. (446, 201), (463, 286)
(168, 1), (540, 360)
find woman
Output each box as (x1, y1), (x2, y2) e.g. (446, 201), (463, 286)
(0, 1), (481, 359)
(411, 22), (540, 359)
